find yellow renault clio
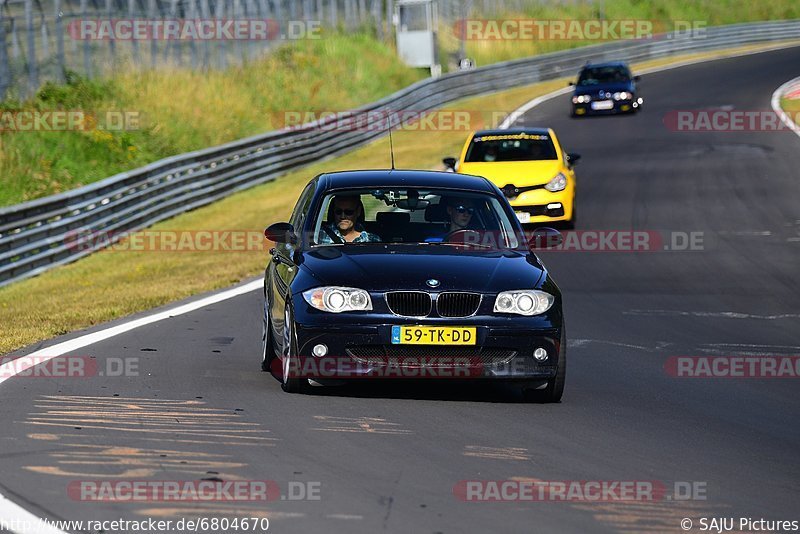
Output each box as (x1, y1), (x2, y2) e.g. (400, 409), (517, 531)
(444, 128), (579, 228)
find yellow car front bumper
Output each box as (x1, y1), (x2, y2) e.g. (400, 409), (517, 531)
(508, 188), (575, 224)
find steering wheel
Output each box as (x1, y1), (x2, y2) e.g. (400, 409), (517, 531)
(444, 229), (482, 246)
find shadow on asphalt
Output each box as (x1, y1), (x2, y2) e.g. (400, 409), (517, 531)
(266, 369), (557, 403)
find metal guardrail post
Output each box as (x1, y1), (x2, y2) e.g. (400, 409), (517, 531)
(54, 0), (66, 84)
(0, 0), (11, 99)
(24, 0), (38, 96)
(80, 0), (92, 77)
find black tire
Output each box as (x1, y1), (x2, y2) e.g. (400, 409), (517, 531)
(280, 304), (309, 394)
(525, 327), (566, 403)
(260, 303), (277, 372)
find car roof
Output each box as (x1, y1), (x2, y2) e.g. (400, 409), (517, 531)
(581, 61), (630, 69)
(471, 127), (552, 137)
(320, 169), (496, 193)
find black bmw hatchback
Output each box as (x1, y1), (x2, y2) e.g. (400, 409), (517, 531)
(262, 170), (566, 402)
(570, 61), (643, 116)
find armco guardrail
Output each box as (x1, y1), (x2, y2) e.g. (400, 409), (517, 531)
(1, 21), (800, 287)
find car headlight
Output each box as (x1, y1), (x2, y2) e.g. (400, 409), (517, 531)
(494, 290), (554, 316)
(572, 95), (590, 104)
(544, 172), (567, 192)
(613, 91), (632, 101)
(302, 287), (373, 313)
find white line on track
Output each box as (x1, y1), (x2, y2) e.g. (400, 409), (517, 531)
(498, 87), (573, 128)
(0, 279), (261, 387)
(498, 41), (800, 130)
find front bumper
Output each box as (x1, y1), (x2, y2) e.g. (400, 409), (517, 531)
(290, 311), (562, 381)
(572, 97), (641, 115)
(509, 188), (574, 224)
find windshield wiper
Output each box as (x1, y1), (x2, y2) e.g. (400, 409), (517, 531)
(427, 242), (494, 249)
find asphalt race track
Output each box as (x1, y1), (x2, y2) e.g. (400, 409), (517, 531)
(1, 47), (799, 534)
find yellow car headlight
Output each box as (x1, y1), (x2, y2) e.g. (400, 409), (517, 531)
(544, 173), (567, 192)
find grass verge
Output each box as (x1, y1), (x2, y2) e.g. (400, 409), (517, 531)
(780, 97), (800, 125)
(1, 41), (799, 355)
(0, 33), (424, 206)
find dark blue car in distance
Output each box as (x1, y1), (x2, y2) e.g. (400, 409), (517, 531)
(262, 170), (567, 402)
(570, 61), (643, 116)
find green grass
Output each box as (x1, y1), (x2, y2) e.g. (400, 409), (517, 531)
(0, 32), (424, 206)
(437, 0), (800, 68)
(781, 97), (800, 124)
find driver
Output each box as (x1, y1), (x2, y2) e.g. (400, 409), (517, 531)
(317, 195), (380, 244)
(446, 197), (477, 234)
(425, 196), (478, 243)
(483, 144), (499, 162)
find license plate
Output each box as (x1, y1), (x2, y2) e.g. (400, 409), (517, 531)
(391, 326), (476, 345)
(591, 100), (614, 110)
(515, 211), (531, 223)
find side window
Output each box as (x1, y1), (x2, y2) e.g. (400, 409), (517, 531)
(289, 183), (315, 230)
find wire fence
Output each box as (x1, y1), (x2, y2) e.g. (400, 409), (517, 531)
(0, 0), (532, 100)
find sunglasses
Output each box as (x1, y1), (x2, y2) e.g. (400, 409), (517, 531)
(334, 208), (357, 216)
(454, 206), (475, 215)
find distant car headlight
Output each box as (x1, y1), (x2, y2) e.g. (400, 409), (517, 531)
(544, 172), (567, 192)
(303, 287), (373, 313)
(572, 95), (590, 104)
(613, 91), (632, 101)
(494, 290), (554, 316)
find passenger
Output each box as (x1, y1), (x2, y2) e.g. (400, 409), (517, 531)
(317, 195), (381, 244)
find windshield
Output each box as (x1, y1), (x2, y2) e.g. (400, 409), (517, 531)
(464, 132), (557, 162)
(309, 188), (520, 250)
(578, 66), (631, 85)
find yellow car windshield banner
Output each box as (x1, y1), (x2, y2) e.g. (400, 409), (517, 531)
(474, 133), (549, 142)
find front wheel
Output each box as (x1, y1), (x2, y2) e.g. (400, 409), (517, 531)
(281, 304), (310, 393)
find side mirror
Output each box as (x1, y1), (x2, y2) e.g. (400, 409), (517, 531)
(633, 75), (641, 82)
(568, 81), (575, 86)
(528, 227), (563, 250)
(566, 153), (581, 165)
(442, 157), (457, 171)
(265, 222), (296, 244)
